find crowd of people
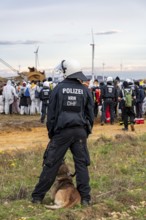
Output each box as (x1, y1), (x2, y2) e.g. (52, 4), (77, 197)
(0, 77), (55, 122)
(0, 73), (146, 131)
(89, 76), (146, 131)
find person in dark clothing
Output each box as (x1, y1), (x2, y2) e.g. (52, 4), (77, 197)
(134, 81), (145, 118)
(114, 77), (122, 119)
(100, 77), (118, 125)
(118, 81), (136, 131)
(31, 59), (94, 206)
(39, 81), (51, 123)
(19, 82), (28, 115)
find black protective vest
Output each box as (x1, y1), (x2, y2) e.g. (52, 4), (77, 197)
(40, 88), (50, 100)
(104, 85), (115, 98)
(47, 78), (95, 135)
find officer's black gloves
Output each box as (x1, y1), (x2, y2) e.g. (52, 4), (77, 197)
(85, 119), (92, 137)
(48, 131), (54, 139)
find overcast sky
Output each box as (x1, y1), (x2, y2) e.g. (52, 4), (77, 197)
(0, 0), (146, 75)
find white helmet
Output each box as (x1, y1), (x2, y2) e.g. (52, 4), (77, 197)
(126, 78), (131, 83)
(57, 59), (82, 78)
(43, 81), (50, 87)
(107, 76), (113, 82)
(126, 78), (133, 84)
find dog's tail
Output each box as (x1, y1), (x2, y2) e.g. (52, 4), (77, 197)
(44, 204), (64, 210)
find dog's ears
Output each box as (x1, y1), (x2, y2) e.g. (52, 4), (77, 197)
(67, 171), (76, 178)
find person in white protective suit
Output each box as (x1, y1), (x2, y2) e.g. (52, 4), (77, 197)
(2, 80), (18, 114)
(29, 81), (40, 115)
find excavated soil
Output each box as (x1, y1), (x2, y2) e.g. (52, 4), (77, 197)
(0, 114), (145, 152)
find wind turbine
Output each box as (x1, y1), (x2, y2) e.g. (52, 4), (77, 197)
(90, 29), (95, 81)
(120, 61), (123, 72)
(102, 62), (105, 81)
(34, 46), (39, 70)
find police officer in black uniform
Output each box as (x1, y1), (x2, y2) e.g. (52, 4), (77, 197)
(31, 59), (94, 206)
(100, 76), (117, 125)
(39, 81), (51, 123)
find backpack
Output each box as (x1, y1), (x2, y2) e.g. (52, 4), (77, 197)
(49, 83), (53, 91)
(35, 89), (40, 98)
(124, 89), (132, 107)
(24, 87), (30, 97)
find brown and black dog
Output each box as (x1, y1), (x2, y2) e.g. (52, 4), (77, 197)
(45, 162), (81, 209)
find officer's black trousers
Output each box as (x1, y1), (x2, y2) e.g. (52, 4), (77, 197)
(135, 102), (143, 118)
(122, 106), (135, 129)
(32, 127), (91, 202)
(94, 102), (99, 117)
(41, 102), (48, 122)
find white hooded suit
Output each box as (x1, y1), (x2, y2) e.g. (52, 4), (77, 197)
(2, 80), (18, 114)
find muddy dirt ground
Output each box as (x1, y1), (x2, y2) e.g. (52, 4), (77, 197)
(0, 114), (145, 152)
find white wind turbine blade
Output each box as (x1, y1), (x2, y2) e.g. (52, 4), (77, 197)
(34, 46), (39, 69)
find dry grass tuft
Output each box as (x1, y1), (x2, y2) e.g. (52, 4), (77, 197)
(115, 133), (137, 142)
(94, 135), (112, 146)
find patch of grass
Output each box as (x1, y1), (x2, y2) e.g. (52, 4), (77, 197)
(104, 199), (126, 212)
(139, 132), (146, 142)
(0, 134), (146, 220)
